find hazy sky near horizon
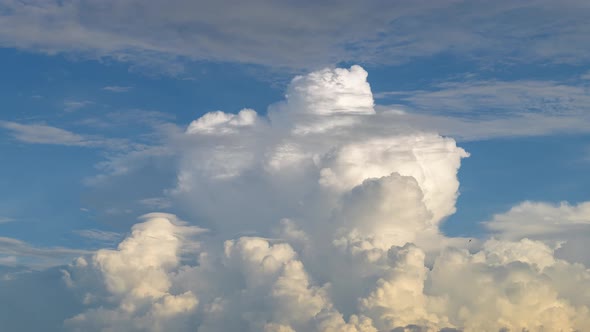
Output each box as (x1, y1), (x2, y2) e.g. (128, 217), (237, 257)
(1, 1), (590, 331)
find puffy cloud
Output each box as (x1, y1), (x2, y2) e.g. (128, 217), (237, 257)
(359, 244), (450, 331)
(285, 66), (374, 117)
(486, 201), (590, 266)
(486, 201), (590, 240)
(426, 245), (590, 331)
(7, 65), (590, 331)
(64, 214), (204, 331)
(186, 109), (258, 135)
(171, 65), (467, 240)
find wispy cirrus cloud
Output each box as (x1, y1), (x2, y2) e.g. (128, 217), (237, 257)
(375, 109), (590, 141)
(138, 197), (172, 210)
(0, 217), (14, 224)
(73, 229), (121, 243)
(64, 100), (92, 112)
(374, 79), (590, 140)
(376, 79), (590, 117)
(102, 86), (132, 93)
(0, 121), (133, 150)
(0, 121), (91, 146)
(0, 236), (91, 269)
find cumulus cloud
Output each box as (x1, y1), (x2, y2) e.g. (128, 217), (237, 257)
(6, 65), (590, 331)
(65, 213), (205, 331)
(485, 201), (590, 266)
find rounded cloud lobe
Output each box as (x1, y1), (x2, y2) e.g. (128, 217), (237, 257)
(62, 66), (590, 331)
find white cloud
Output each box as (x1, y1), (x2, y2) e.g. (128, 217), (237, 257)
(103, 86), (133, 93)
(0, 217), (14, 224)
(486, 201), (590, 239)
(65, 213), (205, 331)
(64, 100), (92, 112)
(0, 121), (138, 150)
(5, 65), (590, 331)
(0, 121), (91, 146)
(1, 1), (589, 70)
(0, 236), (91, 269)
(73, 229), (121, 243)
(485, 201), (590, 266)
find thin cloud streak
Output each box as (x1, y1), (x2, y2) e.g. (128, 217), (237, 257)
(0, 236), (92, 269)
(102, 86), (133, 93)
(0, 121), (139, 150)
(0, 217), (15, 224)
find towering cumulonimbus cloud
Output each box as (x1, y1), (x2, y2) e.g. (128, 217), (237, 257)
(63, 66), (590, 331)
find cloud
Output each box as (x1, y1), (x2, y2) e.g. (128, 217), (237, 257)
(373, 109), (590, 141)
(0, 236), (91, 269)
(103, 86), (133, 93)
(0, 121), (91, 146)
(0, 121), (139, 150)
(65, 213), (205, 331)
(0, 217), (14, 224)
(377, 80), (590, 117)
(374, 79), (590, 140)
(73, 229), (121, 244)
(485, 201), (590, 266)
(64, 100), (92, 112)
(138, 197), (172, 210)
(1, 1), (589, 70)
(5, 65), (590, 331)
(76, 109), (175, 133)
(486, 201), (590, 240)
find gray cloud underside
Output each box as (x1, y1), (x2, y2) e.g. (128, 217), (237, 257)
(1, 0), (590, 69)
(375, 79), (590, 140)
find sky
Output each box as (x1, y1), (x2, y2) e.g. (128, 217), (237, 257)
(1, 1), (590, 331)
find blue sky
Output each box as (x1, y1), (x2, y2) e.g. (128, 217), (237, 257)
(2, 1), (590, 331)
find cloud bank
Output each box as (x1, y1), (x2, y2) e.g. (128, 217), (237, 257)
(2, 1), (590, 70)
(4, 65), (590, 331)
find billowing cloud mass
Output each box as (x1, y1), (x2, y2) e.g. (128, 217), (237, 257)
(30, 66), (590, 331)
